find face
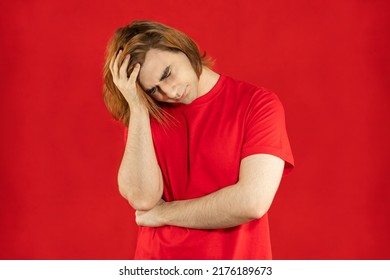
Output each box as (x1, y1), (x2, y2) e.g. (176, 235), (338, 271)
(138, 49), (200, 104)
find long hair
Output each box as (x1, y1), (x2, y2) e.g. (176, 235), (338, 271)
(103, 20), (211, 126)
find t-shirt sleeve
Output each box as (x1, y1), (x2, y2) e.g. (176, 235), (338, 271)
(241, 89), (294, 175)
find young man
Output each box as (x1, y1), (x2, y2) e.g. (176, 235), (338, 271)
(103, 20), (294, 259)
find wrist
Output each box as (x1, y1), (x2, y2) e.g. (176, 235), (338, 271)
(157, 201), (170, 226)
(129, 104), (149, 117)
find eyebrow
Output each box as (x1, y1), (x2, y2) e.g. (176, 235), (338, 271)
(145, 66), (170, 94)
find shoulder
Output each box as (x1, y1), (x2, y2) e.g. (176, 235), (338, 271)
(220, 75), (283, 112)
(222, 75), (278, 99)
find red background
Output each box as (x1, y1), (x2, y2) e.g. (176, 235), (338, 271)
(1, 0), (389, 259)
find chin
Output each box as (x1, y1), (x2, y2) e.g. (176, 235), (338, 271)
(182, 95), (194, 104)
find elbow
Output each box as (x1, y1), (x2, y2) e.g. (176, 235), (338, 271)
(129, 198), (160, 211)
(117, 169), (163, 211)
(245, 200), (271, 220)
(118, 183), (161, 211)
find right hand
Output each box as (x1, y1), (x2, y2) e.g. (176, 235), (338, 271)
(109, 50), (144, 109)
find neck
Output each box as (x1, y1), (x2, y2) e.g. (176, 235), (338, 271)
(197, 67), (220, 98)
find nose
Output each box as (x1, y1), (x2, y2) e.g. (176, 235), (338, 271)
(159, 82), (179, 99)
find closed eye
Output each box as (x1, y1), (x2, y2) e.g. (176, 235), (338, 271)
(161, 67), (171, 80)
(145, 87), (157, 95)
(145, 66), (171, 95)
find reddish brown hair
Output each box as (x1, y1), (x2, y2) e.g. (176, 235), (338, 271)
(103, 20), (211, 126)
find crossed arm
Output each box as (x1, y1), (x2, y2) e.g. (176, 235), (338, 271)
(118, 105), (285, 229)
(135, 153), (284, 230)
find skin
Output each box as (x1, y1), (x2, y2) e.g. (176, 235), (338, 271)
(110, 50), (163, 210)
(138, 49), (199, 104)
(110, 48), (285, 229)
(138, 49), (220, 104)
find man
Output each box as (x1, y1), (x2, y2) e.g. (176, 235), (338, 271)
(103, 20), (294, 259)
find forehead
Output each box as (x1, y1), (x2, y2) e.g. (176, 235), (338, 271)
(138, 49), (174, 87)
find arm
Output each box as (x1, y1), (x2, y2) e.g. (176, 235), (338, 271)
(118, 107), (163, 210)
(111, 51), (163, 210)
(136, 153), (284, 229)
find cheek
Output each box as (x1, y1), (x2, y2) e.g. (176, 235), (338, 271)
(185, 72), (199, 89)
(145, 91), (164, 102)
(153, 93), (166, 102)
(181, 64), (198, 82)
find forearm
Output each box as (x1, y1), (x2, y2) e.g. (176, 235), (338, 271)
(164, 184), (263, 229)
(136, 154), (284, 229)
(118, 107), (163, 210)
(138, 183), (263, 230)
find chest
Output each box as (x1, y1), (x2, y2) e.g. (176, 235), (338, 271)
(151, 101), (248, 199)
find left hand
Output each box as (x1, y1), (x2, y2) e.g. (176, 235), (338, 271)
(135, 199), (166, 227)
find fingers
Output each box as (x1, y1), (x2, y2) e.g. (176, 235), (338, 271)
(119, 54), (131, 79)
(110, 50), (137, 83)
(109, 50), (142, 105)
(109, 53), (115, 74)
(128, 63), (140, 86)
(109, 50), (122, 79)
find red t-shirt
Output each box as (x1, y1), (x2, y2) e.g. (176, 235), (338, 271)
(133, 75), (294, 259)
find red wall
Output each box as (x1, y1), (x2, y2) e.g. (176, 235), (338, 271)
(1, 0), (389, 259)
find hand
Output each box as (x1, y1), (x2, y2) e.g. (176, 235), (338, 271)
(135, 199), (166, 227)
(109, 50), (144, 109)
